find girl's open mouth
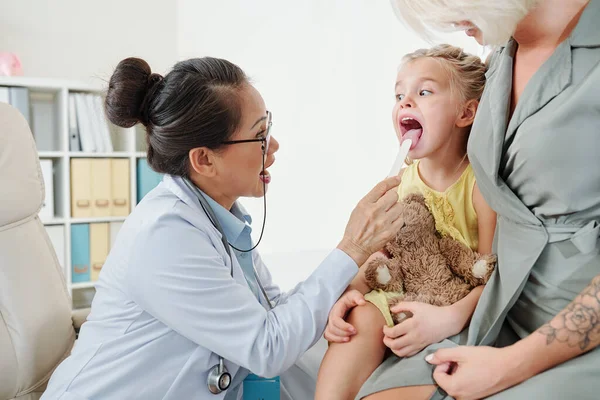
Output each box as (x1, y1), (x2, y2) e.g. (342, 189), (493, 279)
(399, 117), (423, 149)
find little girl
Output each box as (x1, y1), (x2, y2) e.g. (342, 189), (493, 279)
(315, 44), (496, 400)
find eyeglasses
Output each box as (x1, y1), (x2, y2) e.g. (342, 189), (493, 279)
(222, 111), (272, 155)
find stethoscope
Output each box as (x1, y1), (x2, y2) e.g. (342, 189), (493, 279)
(183, 171), (272, 395)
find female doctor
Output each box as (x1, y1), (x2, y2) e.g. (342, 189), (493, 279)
(42, 57), (404, 400)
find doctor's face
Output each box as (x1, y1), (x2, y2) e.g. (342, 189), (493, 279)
(217, 84), (279, 200)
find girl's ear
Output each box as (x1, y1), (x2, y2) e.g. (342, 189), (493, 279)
(456, 99), (479, 128)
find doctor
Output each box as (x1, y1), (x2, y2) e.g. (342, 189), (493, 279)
(42, 56), (403, 400)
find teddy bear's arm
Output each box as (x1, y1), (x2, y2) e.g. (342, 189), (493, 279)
(364, 256), (405, 293)
(438, 236), (496, 287)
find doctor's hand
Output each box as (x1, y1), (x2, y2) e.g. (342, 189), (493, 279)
(338, 175), (403, 266)
(324, 289), (366, 343)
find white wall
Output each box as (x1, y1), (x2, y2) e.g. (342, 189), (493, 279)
(1, 1), (486, 291)
(0, 0), (177, 84)
(178, 0), (485, 290)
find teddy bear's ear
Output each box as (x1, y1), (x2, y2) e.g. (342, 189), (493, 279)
(402, 193), (427, 206)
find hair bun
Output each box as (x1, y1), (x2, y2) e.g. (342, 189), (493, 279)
(105, 57), (163, 128)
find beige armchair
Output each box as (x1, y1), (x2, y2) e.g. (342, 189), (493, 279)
(0, 102), (89, 400)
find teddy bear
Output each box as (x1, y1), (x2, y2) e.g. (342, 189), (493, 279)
(364, 193), (496, 324)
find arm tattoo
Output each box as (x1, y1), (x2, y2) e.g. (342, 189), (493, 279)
(537, 275), (600, 351)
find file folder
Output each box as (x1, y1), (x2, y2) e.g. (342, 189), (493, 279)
(71, 224), (90, 283)
(71, 159), (92, 218)
(90, 223), (109, 281)
(109, 222), (123, 249)
(111, 159), (130, 216)
(39, 159), (54, 220)
(137, 158), (163, 202)
(91, 158), (112, 217)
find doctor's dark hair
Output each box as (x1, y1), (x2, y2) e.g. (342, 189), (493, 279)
(105, 57), (248, 177)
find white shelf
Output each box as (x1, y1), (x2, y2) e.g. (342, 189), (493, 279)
(38, 151), (65, 158)
(69, 151), (133, 158)
(2, 76), (149, 310)
(42, 218), (66, 225)
(71, 216), (127, 224)
(71, 282), (96, 290)
(0, 76), (104, 93)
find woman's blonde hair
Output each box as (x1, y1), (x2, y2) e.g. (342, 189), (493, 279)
(400, 44), (486, 104)
(390, 0), (539, 45)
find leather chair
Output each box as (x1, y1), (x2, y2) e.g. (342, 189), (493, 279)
(0, 102), (88, 400)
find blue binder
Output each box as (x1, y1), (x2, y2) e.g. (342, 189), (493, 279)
(71, 224), (90, 283)
(243, 374), (280, 400)
(136, 158), (163, 202)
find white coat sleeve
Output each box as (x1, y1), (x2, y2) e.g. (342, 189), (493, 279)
(126, 205), (357, 378)
(252, 252), (332, 309)
(251, 252), (289, 307)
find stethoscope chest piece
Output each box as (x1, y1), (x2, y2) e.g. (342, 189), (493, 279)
(207, 358), (232, 394)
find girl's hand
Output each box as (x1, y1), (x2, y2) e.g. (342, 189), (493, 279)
(425, 346), (521, 400)
(382, 302), (458, 357)
(324, 290), (366, 343)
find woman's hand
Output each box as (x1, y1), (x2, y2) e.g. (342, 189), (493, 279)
(338, 176), (403, 266)
(425, 345), (523, 400)
(382, 302), (459, 357)
(323, 289), (366, 343)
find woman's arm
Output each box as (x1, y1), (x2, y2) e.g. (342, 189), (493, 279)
(508, 273), (600, 382)
(427, 273), (600, 399)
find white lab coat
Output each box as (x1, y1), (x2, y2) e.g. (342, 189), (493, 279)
(42, 175), (356, 400)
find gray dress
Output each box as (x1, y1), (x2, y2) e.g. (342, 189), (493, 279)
(357, 1), (600, 398)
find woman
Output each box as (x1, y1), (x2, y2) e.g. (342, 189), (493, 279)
(41, 57), (404, 399)
(352, 0), (600, 399)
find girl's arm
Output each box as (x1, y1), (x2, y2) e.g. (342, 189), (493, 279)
(473, 182), (497, 254)
(446, 182), (497, 332)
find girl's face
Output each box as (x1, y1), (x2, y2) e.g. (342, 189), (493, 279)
(214, 84), (279, 203)
(392, 57), (464, 160)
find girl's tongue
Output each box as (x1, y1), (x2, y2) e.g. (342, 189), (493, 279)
(402, 128), (422, 150)
(400, 118), (423, 150)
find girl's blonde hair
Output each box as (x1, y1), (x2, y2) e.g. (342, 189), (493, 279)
(400, 44), (486, 104)
(390, 0), (539, 45)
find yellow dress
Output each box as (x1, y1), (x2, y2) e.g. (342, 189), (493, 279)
(364, 161), (479, 326)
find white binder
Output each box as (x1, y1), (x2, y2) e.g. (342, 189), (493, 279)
(38, 159), (54, 221)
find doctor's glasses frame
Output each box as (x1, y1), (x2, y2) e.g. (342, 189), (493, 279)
(222, 110), (272, 154)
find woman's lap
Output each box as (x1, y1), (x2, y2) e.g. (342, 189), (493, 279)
(357, 323), (600, 400)
(354, 338), (461, 400)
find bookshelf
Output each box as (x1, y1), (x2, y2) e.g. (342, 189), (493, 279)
(0, 76), (158, 309)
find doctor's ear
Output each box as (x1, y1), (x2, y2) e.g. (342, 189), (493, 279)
(189, 147), (217, 177)
(455, 99), (479, 128)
